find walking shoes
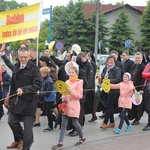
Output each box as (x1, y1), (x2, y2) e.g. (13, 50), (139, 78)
(100, 123), (107, 129)
(125, 125), (132, 132)
(7, 140), (23, 149)
(107, 123), (115, 128)
(113, 128), (121, 134)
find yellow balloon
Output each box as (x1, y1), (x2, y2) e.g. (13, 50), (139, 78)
(102, 78), (110, 93)
(55, 80), (70, 95)
(48, 41), (56, 52)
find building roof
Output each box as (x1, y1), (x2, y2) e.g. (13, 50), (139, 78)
(83, 4), (146, 18)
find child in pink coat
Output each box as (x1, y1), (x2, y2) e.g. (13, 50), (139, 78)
(111, 72), (135, 134)
(52, 66), (86, 149)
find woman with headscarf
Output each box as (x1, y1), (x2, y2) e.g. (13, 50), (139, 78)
(128, 52), (145, 125)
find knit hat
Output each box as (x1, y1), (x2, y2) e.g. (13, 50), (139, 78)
(124, 72), (131, 80)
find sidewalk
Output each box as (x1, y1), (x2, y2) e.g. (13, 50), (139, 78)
(65, 131), (150, 150)
(0, 111), (150, 150)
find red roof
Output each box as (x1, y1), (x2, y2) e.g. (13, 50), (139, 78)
(83, 4), (145, 18)
(134, 6), (145, 12)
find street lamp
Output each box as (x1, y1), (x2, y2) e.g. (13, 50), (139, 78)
(94, 0), (100, 62)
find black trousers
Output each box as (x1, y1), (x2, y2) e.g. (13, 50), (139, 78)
(118, 108), (130, 129)
(143, 89), (150, 125)
(45, 101), (55, 127)
(103, 92), (119, 124)
(8, 112), (34, 150)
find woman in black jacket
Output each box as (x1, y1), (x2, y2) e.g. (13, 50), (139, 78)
(128, 52), (145, 125)
(100, 55), (121, 129)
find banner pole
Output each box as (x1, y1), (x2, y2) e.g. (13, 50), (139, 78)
(36, 37), (39, 66)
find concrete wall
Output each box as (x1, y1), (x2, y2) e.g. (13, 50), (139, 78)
(104, 5), (142, 43)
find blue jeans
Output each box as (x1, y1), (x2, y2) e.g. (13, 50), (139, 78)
(118, 108), (130, 129)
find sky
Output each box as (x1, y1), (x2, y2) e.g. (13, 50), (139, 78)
(10, 0), (148, 8)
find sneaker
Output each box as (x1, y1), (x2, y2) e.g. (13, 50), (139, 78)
(125, 125), (132, 132)
(43, 126), (53, 132)
(75, 137), (86, 146)
(52, 143), (63, 150)
(113, 128), (121, 134)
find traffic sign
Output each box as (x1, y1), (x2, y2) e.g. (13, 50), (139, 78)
(42, 8), (50, 15)
(55, 41), (64, 51)
(125, 40), (131, 48)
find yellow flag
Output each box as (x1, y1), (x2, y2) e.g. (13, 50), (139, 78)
(0, 2), (42, 43)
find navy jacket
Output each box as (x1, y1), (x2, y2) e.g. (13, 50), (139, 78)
(38, 76), (56, 102)
(2, 71), (11, 93)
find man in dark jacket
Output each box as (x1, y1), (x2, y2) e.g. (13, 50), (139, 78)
(122, 51), (134, 72)
(1, 44), (42, 150)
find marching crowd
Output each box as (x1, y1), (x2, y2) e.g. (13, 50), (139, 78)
(0, 43), (150, 150)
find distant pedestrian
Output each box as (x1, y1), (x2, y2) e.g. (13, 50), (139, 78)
(0, 64), (11, 120)
(111, 72), (135, 134)
(122, 51), (134, 72)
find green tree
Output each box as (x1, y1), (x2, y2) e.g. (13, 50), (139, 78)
(39, 19), (50, 43)
(68, 1), (90, 51)
(116, 1), (124, 5)
(38, 43), (46, 51)
(52, 0), (75, 50)
(52, 6), (67, 41)
(0, 0), (27, 12)
(83, 0), (96, 4)
(140, 0), (150, 51)
(28, 43), (36, 50)
(10, 41), (20, 51)
(109, 10), (134, 53)
(87, 12), (109, 53)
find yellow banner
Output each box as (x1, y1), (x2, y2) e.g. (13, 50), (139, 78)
(0, 2), (42, 43)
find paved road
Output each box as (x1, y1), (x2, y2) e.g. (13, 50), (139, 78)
(0, 110), (150, 150)
(0, 62), (149, 150)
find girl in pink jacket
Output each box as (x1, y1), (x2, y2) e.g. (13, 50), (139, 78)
(52, 66), (85, 150)
(111, 72), (135, 134)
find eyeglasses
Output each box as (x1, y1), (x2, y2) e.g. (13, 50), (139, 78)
(19, 56), (28, 59)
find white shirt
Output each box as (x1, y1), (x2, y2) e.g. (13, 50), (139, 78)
(20, 63), (27, 69)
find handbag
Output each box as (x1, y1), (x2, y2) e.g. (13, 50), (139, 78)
(58, 100), (68, 114)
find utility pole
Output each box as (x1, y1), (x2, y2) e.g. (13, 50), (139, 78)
(94, 0), (100, 62)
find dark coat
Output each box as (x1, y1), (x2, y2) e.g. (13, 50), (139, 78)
(115, 60), (124, 77)
(122, 59), (134, 73)
(31, 58), (41, 67)
(76, 57), (87, 89)
(101, 65), (122, 93)
(9, 60), (42, 115)
(50, 55), (68, 82)
(83, 60), (95, 89)
(130, 63), (145, 91)
(2, 71), (11, 93)
(128, 63), (145, 120)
